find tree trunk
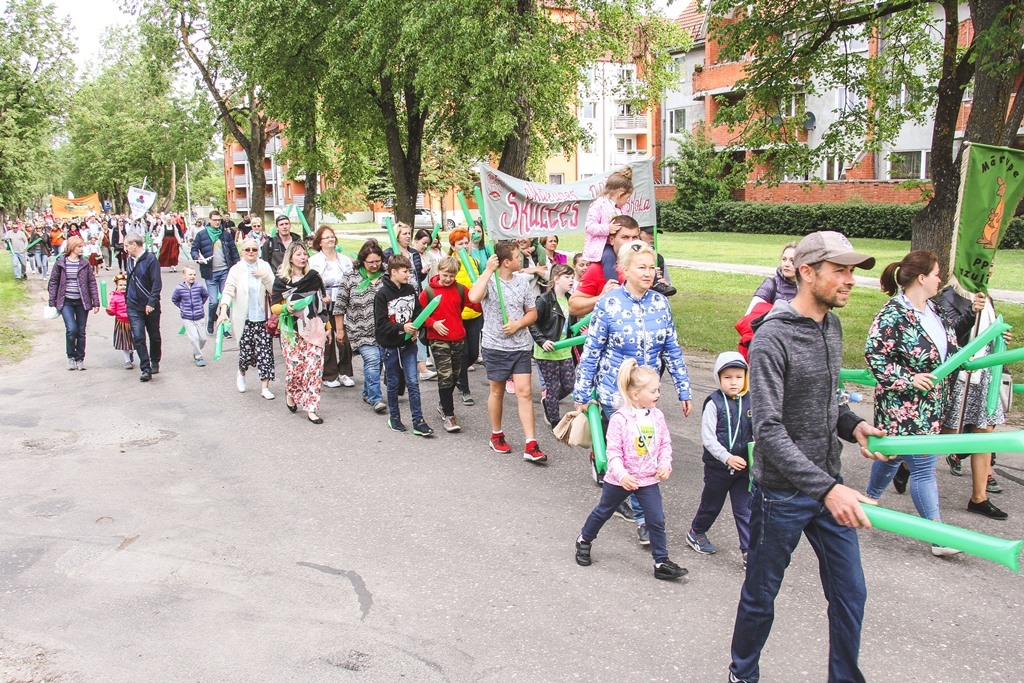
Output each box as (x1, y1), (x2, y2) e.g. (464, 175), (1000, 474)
(247, 127), (269, 220)
(303, 132), (318, 231)
(162, 161), (177, 212)
(378, 77), (427, 227)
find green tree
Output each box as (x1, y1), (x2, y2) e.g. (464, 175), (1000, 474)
(0, 0), (75, 217)
(664, 125), (748, 210)
(704, 0), (1024, 270)
(221, 0), (686, 229)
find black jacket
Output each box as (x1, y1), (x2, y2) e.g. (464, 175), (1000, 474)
(261, 233), (299, 273)
(937, 286), (983, 346)
(126, 251), (162, 311)
(373, 275), (420, 348)
(190, 227), (239, 279)
(529, 289), (569, 346)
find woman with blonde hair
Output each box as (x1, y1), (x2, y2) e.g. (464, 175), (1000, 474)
(216, 238), (276, 399)
(271, 241), (330, 424)
(309, 226), (356, 388)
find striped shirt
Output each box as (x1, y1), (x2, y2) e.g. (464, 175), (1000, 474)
(64, 259), (82, 299)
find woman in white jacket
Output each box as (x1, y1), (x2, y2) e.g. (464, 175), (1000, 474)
(309, 227), (356, 387)
(216, 237), (277, 399)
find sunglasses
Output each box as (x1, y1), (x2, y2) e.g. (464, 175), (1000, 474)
(242, 248), (259, 253)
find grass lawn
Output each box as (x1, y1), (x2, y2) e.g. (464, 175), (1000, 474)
(0, 253), (33, 364)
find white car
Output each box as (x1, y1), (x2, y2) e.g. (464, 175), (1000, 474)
(378, 208), (438, 230)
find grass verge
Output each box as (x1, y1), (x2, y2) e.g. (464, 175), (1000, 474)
(0, 254), (33, 364)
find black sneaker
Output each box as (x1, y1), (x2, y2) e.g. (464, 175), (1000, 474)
(412, 420), (434, 437)
(388, 418), (407, 433)
(637, 523), (650, 546)
(613, 500), (636, 522)
(987, 475), (1003, 494)
(151, 362), (160, 375)
(139, 372), (152, 382)
(575, 538), (592, 567)
(893, 463), (910, 494)
(946, 454), (963, 476)
(652, 281), (677, 297)
(967, 498), (1008, 520)
(654, 559), (688, 580)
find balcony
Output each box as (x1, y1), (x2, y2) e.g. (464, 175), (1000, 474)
(232, 151), (248, 165)
(611, 115), (648, 132)
(235, 198), (250, 211)
(264, 169), (277, 183)
(613, 151), (648, 165)
(292, 194), (305, 208)
(233, 174), (247, 187)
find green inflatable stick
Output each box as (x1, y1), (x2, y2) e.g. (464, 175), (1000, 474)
(457, 192), (475, 231)
(986, 332), (1007, 416)
(384, 217), (401, 254)
(570, 313), (592, 335)
(405, 295), (442, 339)
(747, 441), (754, 492)
(588, 402), (607, 473)
(285, 294), (315, 312)
(931, 317), (1010, 381)
(494, 275), (508, 325)
(473, 186), (488, 232)
(430, 223), (442, 245)
(839, 368), (877, 386)
(1015, 384), (1024, 395)
(457, 248), (478, 283)
(178, 326), (186, 335)
(962, 346), (1024, 371)
(867, 430), (1024, 456)
(861, 504), (1023, 572)
(294, 206), (311, 237)
(99, 280), (108, 308)
(26, 237), (41, 250)
(212, 321), (229, 360)
(551, 334), (586, 350)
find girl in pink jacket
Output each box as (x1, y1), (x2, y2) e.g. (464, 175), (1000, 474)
(574, 359), (688, 581)
(105, 272), (134, 368)
(581, 166), (634, 262)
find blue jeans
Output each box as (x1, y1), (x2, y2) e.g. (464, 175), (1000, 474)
(32, 252), (49, 278)
(128, 306), (162, 374)
(866, 453), (941, 522)
(581, 482), (669, 563)
(10, 251), (26, 279)
(357, 344), (383, 404)
(60, 299), (89, 360)
(730, 483), (866, 683)
(382, 343), (423, 422)
(205, 269), (228, 333)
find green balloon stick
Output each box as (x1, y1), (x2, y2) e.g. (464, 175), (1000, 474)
(587, 402), (607, 473)
(493, 275), (508, 325)
(473, 186), (488, 232)
(26, 237), (41, 250)
(384, 216), (401, 254)
(286, 294), (315, 312)
(1015, 384), (1024, 395)
(551, 334), (586, 350)
(212, 321), (229, 360)
(457, 248), (478, 283)
(747, 441), (754, 492)
(986, 332), (1007, 416)
(405, 295), (442, 339)
(962, 345), (1024, 371)
(178, 326), (186, 335)
(867, 430), (1024, 456)
(99, 280), (108, 308)
(457, 192), (475, 231)
(570, 313), (592, 335)
(430, 223), (443, 245)
(839, 368), (877, 386)
(930, 316), (1010, 382)
(861, 504), (1023, 572)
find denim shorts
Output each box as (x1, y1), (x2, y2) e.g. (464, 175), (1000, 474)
(482, 347), (532, 381)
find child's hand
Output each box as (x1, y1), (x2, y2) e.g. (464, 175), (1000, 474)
(501, 321), (519, 335)
(726, 456), (747, 471)
(619, 474), (639, 491)
(655, 467), (671, 482)
(403, 322), (417, 335)
(432, 319), (449, 336)
(542, 340), (555, 352)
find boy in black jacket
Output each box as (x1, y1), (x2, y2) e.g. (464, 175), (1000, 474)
(374, 254), (434, 436)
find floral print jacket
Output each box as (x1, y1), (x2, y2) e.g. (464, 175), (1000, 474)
(865, 297), (959, 436)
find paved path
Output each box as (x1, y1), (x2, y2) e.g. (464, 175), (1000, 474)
(1, 268), (1022, 682)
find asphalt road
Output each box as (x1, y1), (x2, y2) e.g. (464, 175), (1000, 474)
(1, 268), (1022, 682)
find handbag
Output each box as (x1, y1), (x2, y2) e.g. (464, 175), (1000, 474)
(567, 410), (593, 449)
(1000, 372), (1013, 414)
(553, 411), (576, 445)
(43, 305), (59, 320)
(264, 293), (280, 337)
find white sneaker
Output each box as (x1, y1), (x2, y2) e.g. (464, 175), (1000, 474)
(931, 545), (963, 557)
(419, 370), (437, 381)
(323, 378), (342, 388)
(340, 374), (355, 387)
(236, 372), (246, 393)
(261, 387), (275, 400)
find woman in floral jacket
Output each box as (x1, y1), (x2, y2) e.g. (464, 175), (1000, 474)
(864, 250), (961, 556)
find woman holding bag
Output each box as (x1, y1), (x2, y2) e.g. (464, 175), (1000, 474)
(272, 242), (330, 424)
(216, 237), (276, 399)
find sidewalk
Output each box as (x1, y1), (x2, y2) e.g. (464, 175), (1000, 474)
(666, 257), (1024, 305)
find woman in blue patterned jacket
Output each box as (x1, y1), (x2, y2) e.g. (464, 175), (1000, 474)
(864, 250), (961, 557)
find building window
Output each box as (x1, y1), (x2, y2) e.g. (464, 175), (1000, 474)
(825, 157), (846, 181)
(673, 56), (686, 82)
(616, 137), (636, 153)
(581, 102), (597, 119)
(668, 108), (686, 134)
(962, 82), (974, 101)
(837, 86), (862, 113)
(617, 102), (635, 117)
(548, 174), (564, 184)
(888, 151), (931, 180)
(618, 67), (635, 83)
(782, 93), (806, 118)
(663, 166), (674, 185)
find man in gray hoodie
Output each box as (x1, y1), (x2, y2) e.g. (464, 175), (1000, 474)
(728, 231), (887, 683)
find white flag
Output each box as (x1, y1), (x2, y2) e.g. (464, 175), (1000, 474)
(128, 186), (158, 220)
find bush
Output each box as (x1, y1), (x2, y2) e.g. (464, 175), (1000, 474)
(656, 201), (921, 239)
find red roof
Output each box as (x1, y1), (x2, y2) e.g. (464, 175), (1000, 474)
(675, 2), (706, 43)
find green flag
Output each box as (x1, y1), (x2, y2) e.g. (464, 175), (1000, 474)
(950, 142), (1024, 294)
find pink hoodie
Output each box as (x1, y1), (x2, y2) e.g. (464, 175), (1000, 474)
(604, 405), (673, 487)
(105, 290), (129, 323)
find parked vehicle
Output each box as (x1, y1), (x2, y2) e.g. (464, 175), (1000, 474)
(377, 208), (438, 230)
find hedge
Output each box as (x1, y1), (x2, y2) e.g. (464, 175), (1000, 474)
(656, 201), (1024, 247)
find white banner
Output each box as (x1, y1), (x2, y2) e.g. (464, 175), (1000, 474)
(479, 158), (656, 240)
(128, 186), (157, 220)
